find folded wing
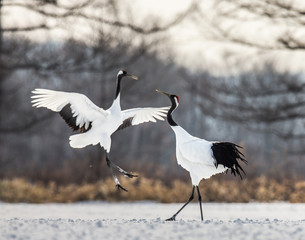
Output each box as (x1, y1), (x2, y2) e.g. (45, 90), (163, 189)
(179, 139), (215, 166)
(117, 106), (170, 131)
(31, 88), (107, 132)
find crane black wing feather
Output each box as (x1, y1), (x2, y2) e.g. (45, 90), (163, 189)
(31, 88), (106, 133)
(211, 142), (247, 179)
(115, 117), (134, 132)
(59, 104), (92, 133)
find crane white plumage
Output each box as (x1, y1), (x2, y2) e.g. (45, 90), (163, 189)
(156, 89), (247, 221)
(30, 70), (169, 191)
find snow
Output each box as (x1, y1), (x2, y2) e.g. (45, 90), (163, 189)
(1, 202), (305, 240)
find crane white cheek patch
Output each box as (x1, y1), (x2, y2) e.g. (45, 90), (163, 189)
(174, 97), (179, 107)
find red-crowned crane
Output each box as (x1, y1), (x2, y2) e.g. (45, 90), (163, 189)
(156, 89), (247, 221)
(30, 70), (169, 191)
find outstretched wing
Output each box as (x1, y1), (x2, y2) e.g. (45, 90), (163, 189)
(116, 106), (170, 131)
(31, 88), (107, 132)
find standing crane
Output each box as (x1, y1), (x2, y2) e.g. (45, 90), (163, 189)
(31, 70), (169, 191)
(156, 89), (247, 221)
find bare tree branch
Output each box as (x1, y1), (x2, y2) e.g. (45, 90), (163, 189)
(0, 112), (54, 134)
(187, 63), (305, 144)
(3, 24), (50, 32)
(4, 1), (197, 34)
(198, 0), (305, 50)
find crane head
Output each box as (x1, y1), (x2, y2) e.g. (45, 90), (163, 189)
(156, 89), (179, 106)
(117, 70), (138, 80)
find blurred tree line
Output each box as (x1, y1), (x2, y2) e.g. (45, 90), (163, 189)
(1, 0), (305, 185)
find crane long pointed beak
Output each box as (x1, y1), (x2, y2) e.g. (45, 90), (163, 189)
(156, 89), (171, 97)
(126, 73), (138, 80)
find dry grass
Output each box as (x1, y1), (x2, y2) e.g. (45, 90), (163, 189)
(0, 176), (304, 203)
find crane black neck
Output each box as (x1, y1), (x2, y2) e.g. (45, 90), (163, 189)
(115, 75), (123, 99)
(167, 100), (178, 127)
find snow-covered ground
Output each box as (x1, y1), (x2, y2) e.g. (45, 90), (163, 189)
(1, 202), (305, 240)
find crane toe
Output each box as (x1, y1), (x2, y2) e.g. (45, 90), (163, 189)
(123, 172), (138, 178)
(116, 184), (128, 192)
(165, 216), (176, 221)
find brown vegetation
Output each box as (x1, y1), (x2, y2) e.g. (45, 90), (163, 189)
(0, 176), (304, 203)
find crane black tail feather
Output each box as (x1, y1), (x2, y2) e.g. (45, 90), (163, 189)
(211, 142), (247, 179)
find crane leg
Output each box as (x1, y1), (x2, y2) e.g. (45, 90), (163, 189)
(196, 186), (203, 221)
(106, 153), (137, 178)
(106, 153), (128, 192)
(105, 153), (138, 192)
(166, 186), (195, 221)
(111, 161), (138, 178)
